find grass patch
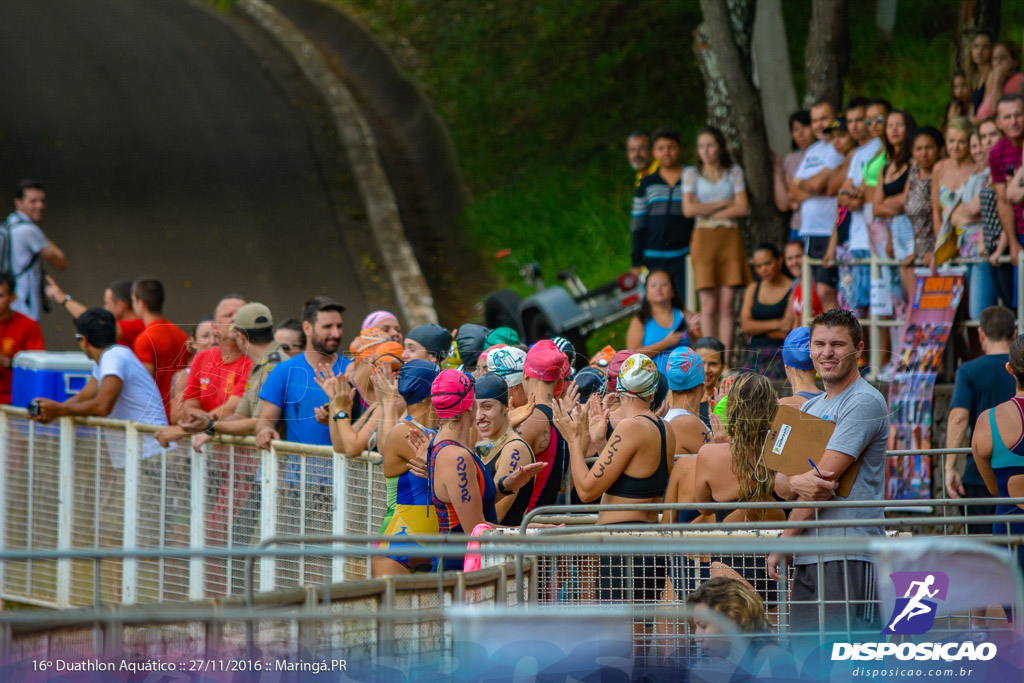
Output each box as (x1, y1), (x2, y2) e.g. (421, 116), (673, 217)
(331, 0), (1024, 352)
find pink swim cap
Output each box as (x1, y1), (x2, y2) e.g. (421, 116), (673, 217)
(361, 310), (399, 331)
(431, 369), (475, 418)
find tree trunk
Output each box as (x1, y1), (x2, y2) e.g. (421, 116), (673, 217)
(699, 0), (787, 246)
(802, 0), (850, 110)
(752, 0), (798, 156)
(693, 23), (739, 149)
(955, 0), (1001, 75)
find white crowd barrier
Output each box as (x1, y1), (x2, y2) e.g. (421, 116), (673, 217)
(0, 407), (386, 608)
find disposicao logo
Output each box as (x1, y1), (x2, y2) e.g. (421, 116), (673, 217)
(884, 571), (949, 635)
(831, 570), (998, 662)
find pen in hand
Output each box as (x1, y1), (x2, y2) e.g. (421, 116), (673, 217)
(808, 458), (824, 478)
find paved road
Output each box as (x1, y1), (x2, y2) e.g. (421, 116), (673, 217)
(0, 0), (392, 348)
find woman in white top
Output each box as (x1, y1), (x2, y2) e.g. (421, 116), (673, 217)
(682, 127), (752, 350)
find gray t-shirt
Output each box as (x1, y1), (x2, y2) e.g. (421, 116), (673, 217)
(794, 377), (889, 564)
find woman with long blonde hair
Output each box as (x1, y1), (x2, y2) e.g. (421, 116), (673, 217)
(693, 373), (784, 523)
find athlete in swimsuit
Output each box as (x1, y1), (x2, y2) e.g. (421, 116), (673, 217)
(474, 373), (536, 526)
(426, 370), (544, 572)
(373, 359), (440, 577)
(973, 337), (1024, 576)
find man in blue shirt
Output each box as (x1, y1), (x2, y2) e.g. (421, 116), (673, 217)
(255, 296), (349, 486)
(946, 305), (1017, 533)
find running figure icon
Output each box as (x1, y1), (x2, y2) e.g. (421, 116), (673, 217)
(885, 574), (940, 633)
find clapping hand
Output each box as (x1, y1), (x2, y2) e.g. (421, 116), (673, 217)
(370, 364), (402, 405)
(501, 461), (547, 493)
(315, 363), (355, 413)
(551, 395), (589, 451)
(405, 427), (431, 479)
(586, 394), (609, 444)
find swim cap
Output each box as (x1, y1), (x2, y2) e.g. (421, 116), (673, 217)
(551, 336), (576, 378)
(371, 340), (405, 371)
(485, 326), (521, 348)
(475, 372), (509, 406)
(431, 369), (475, 418)
(782, 327), (814, 370)
(665, 347), (705, 391)
(456, 324), (490, 368)
(487, 346), (527, 387)
(398, 359), (440, 406)
(349, 327), (390, 362)
(615, 353), (659, 398)
(573, 366), (607, 403)
(524, 340), (570, 382)
(479, 343), (507, 371)
(406, 324), (453, 360)
(606, 349), (635, 393)
(361, 310), (399, 332)
(445, 340), (462, 369)
(589, 345), (616, 370)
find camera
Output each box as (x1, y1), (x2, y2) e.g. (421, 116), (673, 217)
(27, 399), (40, 417)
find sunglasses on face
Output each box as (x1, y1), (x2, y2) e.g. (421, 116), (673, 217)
(869, 115), (886, 125)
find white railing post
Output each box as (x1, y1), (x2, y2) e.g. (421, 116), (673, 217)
(121, 423), (140, 605)
(802, 250), (813, 326)
(0, 412), (8, 596)
(55, 416), (75, 607)
(189, 444), (207, 601)
(332, 453), (347, 582)
(869, 251), (881, 380)
(259, 444), (279, 592)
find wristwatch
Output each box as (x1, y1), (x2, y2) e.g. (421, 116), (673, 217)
(497, 475), (514, 496)
(332, 410), (350, 421)
(62, 294), (73, 305)
(205, 418), (216, 435)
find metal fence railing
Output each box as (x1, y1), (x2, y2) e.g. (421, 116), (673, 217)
(2, 534), (1020, 678)
(0, 407), (385, 608)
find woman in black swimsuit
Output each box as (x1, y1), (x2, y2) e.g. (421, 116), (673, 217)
(553, 353), (677, 605)
(740, 243), (794, 379)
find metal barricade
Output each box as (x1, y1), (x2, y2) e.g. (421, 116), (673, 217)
(0, 408), (385, 608)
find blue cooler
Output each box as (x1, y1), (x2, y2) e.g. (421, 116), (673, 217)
(11, 351), (96, 408)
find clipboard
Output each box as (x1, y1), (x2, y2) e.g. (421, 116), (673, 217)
(761, 404), (862, 498)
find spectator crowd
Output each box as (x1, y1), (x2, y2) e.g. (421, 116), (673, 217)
(4, 28), (1024, 677)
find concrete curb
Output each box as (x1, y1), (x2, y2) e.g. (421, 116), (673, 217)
(238, 0), (438, 326)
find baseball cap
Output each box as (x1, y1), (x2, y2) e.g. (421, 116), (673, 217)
(487, 346), (527, 387)
(233, 302), (273, 331)
(524, 340), (570, 382)
(398, 359), (440, 406)
(827, 116), (848, 133)
(372, 340), (405, 371)
(782, 327), (814, 370)
(485, 326), (521, 348)
(431, 369), (475, 419)
(616, 353), (660, 398)
(606, 349), (635, 393)
(406, 324), (453, 359)
(665, 347), (705, 391)
(349, 327), (390, 362)
(475, 372), (509, 406)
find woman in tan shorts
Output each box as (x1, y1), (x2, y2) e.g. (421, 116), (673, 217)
(683, 127), (752, 350)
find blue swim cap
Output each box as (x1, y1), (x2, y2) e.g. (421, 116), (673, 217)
(782, 327), (814, 370)
(398, 359), (441, 406)
(665, 347), (705, 391)
(475, 372), (509, 406)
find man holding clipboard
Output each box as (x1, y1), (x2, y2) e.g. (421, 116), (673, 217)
(766, 309), (889, 638)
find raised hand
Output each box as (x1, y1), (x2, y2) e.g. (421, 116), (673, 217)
(502, 461), (547, 493)
(371, 364), (401, 404)
(561, 380), (580, 406)
(587, 394), (609, 444)
(508, 392), (536, 429)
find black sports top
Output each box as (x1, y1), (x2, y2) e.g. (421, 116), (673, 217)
(604, 415), (671, 499)
(881, 161), (909, 198)
(483, 436), (535, 527)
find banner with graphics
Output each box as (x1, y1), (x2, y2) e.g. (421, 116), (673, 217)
(886, 273), (964, 500)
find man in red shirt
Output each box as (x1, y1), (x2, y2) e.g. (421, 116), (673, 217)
(156, 294), (252, 445)
(45, 277), (145, 348)
(0, 271), (45, 403)
(130, 278), (190, 418)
